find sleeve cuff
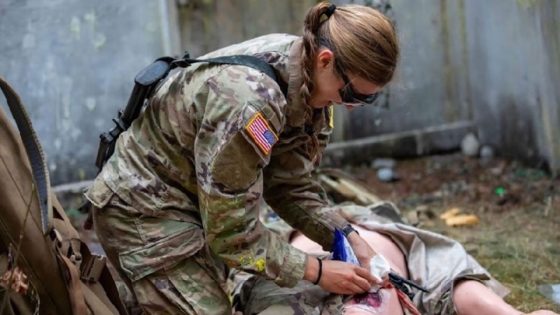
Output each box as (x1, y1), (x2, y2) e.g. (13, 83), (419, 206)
(275, 245), (307, 287)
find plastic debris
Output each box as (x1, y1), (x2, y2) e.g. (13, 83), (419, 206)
(377, 167), (396, 182)
(495, 186), (506, 197)
(461, 133), (480, 157)
(538, 284), (560, 305)
(479, 145), (494, 161)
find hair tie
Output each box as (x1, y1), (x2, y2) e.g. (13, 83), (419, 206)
(325, 4), (336, 18)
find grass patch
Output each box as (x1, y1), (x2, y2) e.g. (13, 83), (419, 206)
(353, 155), (560, 312)
(427, 199), (560, 311)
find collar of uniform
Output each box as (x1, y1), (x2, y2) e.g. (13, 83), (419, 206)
(286, 38), (309, 128)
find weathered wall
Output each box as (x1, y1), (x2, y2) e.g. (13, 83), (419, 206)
(176, 0), (318, 58)
(463, 0), (560, 171)
(0, 0), (167, 184)
(1, 0), (559, 185)
(334, 0), (560, 171)
(331, 0), (472, 144)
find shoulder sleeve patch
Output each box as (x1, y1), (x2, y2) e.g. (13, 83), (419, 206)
(244, 112), (278, 155)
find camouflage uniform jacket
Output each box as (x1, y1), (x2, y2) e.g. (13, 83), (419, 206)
(86, 34), (349, 288)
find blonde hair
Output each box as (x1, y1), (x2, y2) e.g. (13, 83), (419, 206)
(300, 2), (399, 107)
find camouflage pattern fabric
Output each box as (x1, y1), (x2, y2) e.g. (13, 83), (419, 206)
(86, 33), (350, 313)
(92, 194), (231, 314)
(232, 203), (510, 315)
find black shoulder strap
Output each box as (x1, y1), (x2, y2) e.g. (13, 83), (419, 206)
(174, 55), (287, 96)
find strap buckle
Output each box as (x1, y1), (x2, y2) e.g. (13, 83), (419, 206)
(80, 254), (107, 283)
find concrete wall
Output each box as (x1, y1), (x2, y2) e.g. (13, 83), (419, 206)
(333, 0), (560, 171)
(327, 0), (472, 144)
(1, 0), (559, 185)
(0, 0), (167, 184)
(463, 0), (560, 171)
(176, 0), (318, 58)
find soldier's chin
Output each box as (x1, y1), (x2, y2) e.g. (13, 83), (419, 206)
(320, 100), (335, 108)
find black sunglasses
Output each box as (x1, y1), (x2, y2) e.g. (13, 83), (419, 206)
(339, 72), (380, 105)
(335, 61), (380, 105)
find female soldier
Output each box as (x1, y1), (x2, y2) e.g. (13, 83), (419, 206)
(86, 2), (398, 314)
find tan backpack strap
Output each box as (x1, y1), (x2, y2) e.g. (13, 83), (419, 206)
(60, 253), (119, 314)
(80, 244), (128, 315)
(80, 281), (119, 315)
(58, 254), (88, 315)
(50, 192), (128, 314)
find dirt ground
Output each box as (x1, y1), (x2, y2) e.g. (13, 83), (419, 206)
(351, 153), (560, 312)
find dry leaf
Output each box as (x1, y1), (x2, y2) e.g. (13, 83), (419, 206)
(445, 214), (480, 227)
(440, 207), (461, 220)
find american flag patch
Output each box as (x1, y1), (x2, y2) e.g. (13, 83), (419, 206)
(245, 112), (278, 155)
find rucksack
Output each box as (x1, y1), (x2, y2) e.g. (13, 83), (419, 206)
(0, 77), (127, 315)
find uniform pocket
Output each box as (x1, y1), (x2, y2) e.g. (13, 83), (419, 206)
(85, 179), (115, 209)
(119, 223), (204, 282)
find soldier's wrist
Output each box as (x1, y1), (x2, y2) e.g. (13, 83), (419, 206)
(303, 255), (319, 282)
(342, 224), (359, 237)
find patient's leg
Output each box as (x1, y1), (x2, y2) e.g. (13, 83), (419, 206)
(290, 225), (407, 315)
(454, 281), (558, 315)
(453, 280), (521, 315)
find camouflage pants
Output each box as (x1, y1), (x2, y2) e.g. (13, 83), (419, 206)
(92, 195), (231, 315)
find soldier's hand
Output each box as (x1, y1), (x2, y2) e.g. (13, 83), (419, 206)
(304, 257), (380, 295)
(321, 260), (381, 294)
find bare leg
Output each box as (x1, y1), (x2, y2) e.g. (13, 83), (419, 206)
(454, 280), (521, 315)
(454, 280), (559, 315)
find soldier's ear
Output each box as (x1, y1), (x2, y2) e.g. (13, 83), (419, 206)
(315, 48), (334, 70)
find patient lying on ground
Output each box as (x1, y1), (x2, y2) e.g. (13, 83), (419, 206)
(291, 226), (556, 315)
(231, 202), (558, 315)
